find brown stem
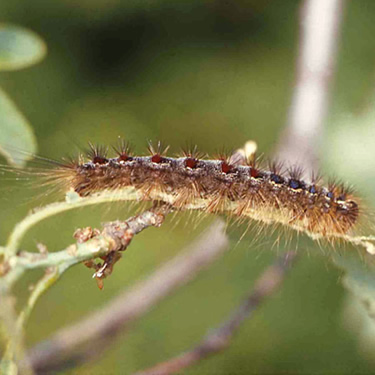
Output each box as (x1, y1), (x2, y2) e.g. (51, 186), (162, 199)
(78, 202), (172, 288)
(136, 251), (297, 375)
(27, 220), (229, 373)
(276, 0), (346, 174)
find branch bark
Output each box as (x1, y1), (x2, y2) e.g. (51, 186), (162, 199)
(136, 251), (297, 375)
(27, 220), (229, 373)
(276, 0), (346, 173)
(0, 203), (171, 374)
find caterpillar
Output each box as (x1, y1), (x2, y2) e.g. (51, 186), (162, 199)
(26, 139), (361, 244)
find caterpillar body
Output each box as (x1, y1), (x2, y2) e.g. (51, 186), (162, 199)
(40, 141), (361, 243)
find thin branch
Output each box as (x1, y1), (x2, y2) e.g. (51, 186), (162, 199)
(1, 203), (171, 291)
(136, 251), (298, 375)
(17, 267), (61, 332)
(0, 204), (171, 374)
(276, 0), (346, 173)
(27, 220), (229, 374)
(2, 269), (60, 375)
(5, 187), (140, 258)
(4, 183), (211, 260)
(0, 294), (34, 375)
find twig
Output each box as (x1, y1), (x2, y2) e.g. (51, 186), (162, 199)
(1, 203), (170, 292)
(0, 295), (34, 375)
(276, 0), (346, 173)
(0, 204), (171, 374)
(27, 220), (229, 374)
(17, 268), (61, 332)
(4, 187), (140, 258)
(136, 251), (298, 375)
(2, 269), (60, 375)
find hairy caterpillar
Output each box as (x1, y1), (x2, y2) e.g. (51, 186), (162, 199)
(18, 139), (362, 244)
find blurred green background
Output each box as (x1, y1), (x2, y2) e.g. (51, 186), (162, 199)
(1, 0), (375, 373)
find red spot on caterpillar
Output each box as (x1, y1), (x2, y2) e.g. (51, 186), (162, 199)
(221, 161), (233, 174)
(113, 140), (132, 162)
(92, 156), (108, 164)
(117, 154), (131, 162)
(147, 141), (169, 159)
(151, 154), (163, 163)
(185, 157), (197, 169)
(250, 168), (258, 178)
(87, 143), (108, 164)
(180, 145), (206, 162)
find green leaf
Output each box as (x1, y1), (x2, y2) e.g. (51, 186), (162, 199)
(0, 87), (37, 166)
(0, 24), (47, 71)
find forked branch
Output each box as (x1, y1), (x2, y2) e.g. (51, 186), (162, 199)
(27, 221), (229, 373)
(136, 251), (297, 375)
(0, 203), (172, 373)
